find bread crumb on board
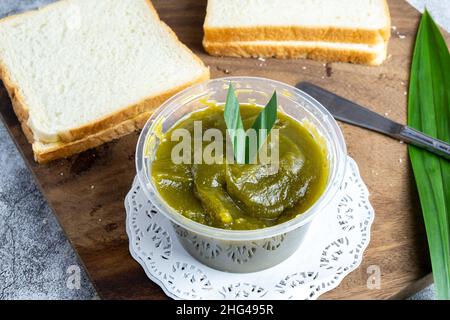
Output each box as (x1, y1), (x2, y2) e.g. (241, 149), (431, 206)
(216, 66), (230, 74)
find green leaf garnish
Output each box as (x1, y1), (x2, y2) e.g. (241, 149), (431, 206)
(408, 10), (450, 300)
(250, 92), (278, 152)
(224, 84), (278, 164)
(224, 84), (246, 164)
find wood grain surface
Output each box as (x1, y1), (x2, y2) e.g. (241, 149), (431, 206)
(1, 0), (447, 299)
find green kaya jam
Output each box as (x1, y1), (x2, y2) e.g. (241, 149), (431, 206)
(151, 104), (328, 230)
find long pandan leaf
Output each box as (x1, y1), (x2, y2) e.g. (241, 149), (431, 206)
(408, 10), (450, 299)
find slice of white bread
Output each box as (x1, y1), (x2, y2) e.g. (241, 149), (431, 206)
(204, 0), (391, 44)
(204, 39), (388, 66)
(0, 0), (209, 163)
(32, 111), (152, 163)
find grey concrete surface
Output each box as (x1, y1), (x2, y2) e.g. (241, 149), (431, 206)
(0, 0), (96, 300)
(408, 0), (450, 31)
(0, 121), (97, 299)
(0, 0), (448, 300)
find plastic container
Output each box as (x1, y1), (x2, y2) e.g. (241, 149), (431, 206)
(136, 77), (347, 273)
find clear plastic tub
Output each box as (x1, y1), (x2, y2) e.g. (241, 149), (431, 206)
(136, 77), (347, 273)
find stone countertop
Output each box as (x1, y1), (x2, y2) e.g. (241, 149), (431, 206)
(0, 0), (448, 300)
(0, 116), (96, 299)
(0, 0), (96, 300)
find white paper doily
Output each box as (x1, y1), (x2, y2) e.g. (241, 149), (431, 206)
(125, 156), (374, 300)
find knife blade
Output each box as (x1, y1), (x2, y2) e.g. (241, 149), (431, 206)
(296, 82), (450, 161)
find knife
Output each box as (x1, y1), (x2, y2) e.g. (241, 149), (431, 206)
(296, 82), (450, 161)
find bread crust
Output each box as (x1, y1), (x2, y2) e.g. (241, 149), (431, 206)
(0, 0), (210, 162)
(204, 1), (391, 45)
(33, 111), (152, 164)
(203, 41), (387, 66)
(204, 25), (390, 45)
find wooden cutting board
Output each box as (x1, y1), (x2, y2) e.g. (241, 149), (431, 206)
(0, 0), (447, 299)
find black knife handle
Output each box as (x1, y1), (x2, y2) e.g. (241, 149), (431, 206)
(398, 126), (450, 160)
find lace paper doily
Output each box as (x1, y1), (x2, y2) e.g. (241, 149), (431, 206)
(125, 157), (374, 300)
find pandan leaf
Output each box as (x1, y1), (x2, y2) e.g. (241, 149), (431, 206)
(408, 10), (450, 300)
(224, 84), (278, 164)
